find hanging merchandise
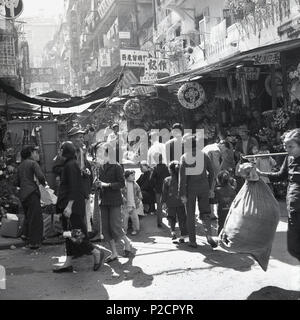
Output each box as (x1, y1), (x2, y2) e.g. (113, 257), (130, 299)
(177, 82), (205, 109)
(123, 98), (144, 119)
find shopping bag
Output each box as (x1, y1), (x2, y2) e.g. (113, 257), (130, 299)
(39, 185), (57, 206)
(220, 178), (280, 271)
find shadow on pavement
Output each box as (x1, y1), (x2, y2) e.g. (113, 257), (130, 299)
(100, 247), (154, 289)
(270, 230), (299, 266)
(247, 286), (300, 300)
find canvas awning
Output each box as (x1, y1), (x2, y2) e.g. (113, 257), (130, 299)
(0, 73), (122, 108)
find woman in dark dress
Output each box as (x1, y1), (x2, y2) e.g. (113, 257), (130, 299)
(54, 142), (105, 272)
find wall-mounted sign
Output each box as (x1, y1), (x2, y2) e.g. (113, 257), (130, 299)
(178, 82), (205, 109)
(140, 74), (157, 84)
(120, 49), (149, 67)
(97, 0), (114, 20)
(254, 52), (281, 65)
(130, 86), (157, 97)
(0, 0), (23, 19)
(119, 31), (130, 39)
(99, 48), (111, 67)
(278, 18), (300, 38)
(144, 57), (170, 74)
(237, 67), (260, 81)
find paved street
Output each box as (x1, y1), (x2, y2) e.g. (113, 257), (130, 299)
(0, 210), (299, 300)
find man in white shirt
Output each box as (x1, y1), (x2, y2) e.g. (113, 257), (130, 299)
(147, 131), (167, 167)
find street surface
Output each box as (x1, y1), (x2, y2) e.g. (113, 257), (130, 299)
(0, 211), (299, 300)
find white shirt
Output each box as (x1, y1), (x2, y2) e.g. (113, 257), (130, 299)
(202, 143), (221, 174)
(147, 142), (167, 167)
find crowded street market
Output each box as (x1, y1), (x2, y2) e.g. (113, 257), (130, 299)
(0, 0), (299, 302)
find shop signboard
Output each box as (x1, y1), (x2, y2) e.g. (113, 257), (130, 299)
(120, 49), (149, 67)
(254, 52), (281, 65)
(144, 57), (170, 74)
(130, 85), (157, 97)
(97, 0), (114, 20)
(238, 67), (260, 81)
(119, 31), (130, 39)
(140, 74), (157, 84)
(99, 48), (111, 67)
(0, 0), (23, 19)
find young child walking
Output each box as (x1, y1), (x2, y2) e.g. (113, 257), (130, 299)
(162, 161), (188, 242)
(121, 170), (143, 235)
(215, 170), (237, 235)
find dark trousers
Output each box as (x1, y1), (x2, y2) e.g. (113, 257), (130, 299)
(287, 211), (300, 262)
(156, 193), (163, 225)
(141, 191), (155, 213)
(22, 191), (43, 245)
(186, 192), (211, 244)
(217, 208), (229, 235)
(62, 211), (94, 257)
(167, 206), (188, 237)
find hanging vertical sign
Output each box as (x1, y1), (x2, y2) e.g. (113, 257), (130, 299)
(99, 48), (111, 67)
(0, 0), (23, 19)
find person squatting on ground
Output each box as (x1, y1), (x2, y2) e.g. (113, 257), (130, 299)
(94, 142), (133, 263)
(162, 160), (188, 242)
(256, 129), (300, 262)
(179, 136), (218, 249)
(215, 170), (237, 235)
(16, 146), (46, 249)
(54, 142), (105, 273)
(121, 170), (142, 235)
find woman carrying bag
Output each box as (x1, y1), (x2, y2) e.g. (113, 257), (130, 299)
(54, 142), (105, 273)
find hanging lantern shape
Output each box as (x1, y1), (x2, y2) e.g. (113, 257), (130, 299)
(123, 98), (144, 119)
(177, 82), (205, 109)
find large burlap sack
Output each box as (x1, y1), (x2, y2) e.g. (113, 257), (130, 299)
(220, 179), (280, 271)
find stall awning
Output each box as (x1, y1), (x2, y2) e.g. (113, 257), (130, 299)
(148, 38), (300, 85)
(0, 73), (123, 108)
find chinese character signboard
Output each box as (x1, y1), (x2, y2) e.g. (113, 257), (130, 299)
(99, 48), (111, 67)
(120, 49), (149, 67)
(140, 74), (157, 84)
(239, 67), (260, 81)
(0, 0), (23, 19)
(254, 52), (281, 65)
(144, 57), (170, 74)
